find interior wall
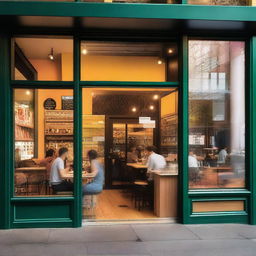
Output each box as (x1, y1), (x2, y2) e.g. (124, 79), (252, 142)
(30, 59), (61, 81)
(161, 91), (178, 117)
(37, 89), (73, 159)
(62, 53), (166, 81)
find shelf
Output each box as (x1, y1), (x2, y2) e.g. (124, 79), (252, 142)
(16, 123), (34, 129)
(15, 139), (34, 142)
(45, 133), (73, 136)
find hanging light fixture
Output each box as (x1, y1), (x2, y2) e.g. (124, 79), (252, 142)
(48, 48), (54, 61)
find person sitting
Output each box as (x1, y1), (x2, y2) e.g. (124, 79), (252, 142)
(217, 146), (228, 165)
(83, 150), (104, 195)
(127, 146), (138, 163)
(40, 149), (56, 179)
(188, 151), (200, 184)
(145, 146), (166, 180)
(50, 147), (73, 192)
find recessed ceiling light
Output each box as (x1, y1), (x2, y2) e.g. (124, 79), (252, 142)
(132, 107), (137, 112)
(82, 48), (88, 55)
(157, 59), (163, 65)
(168, 48), (173, 54)
(153, 95), (159, 100)
(25, 90), (31, 96)
(149, 105), (154, 110)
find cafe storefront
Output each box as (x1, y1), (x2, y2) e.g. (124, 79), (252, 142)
(0, 1), (256, 229)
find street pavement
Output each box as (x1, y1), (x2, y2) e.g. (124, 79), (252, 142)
(1, 223), (256, 255)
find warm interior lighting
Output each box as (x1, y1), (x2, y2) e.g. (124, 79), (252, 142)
(157, 59), (163, 65)
(168, 48), (173, 54)
(82, 48), (88, 55)
(149, 105), (154, 110)
(48, 48), (54, 61)
(25, 90), (31, 96)
(153, 94), (159, 100)
(131, 107), (137, 112)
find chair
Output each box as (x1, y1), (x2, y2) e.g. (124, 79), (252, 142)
(15, 173), (28, 195)
(27, 174), (45, 195)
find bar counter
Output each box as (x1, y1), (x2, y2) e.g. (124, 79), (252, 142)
(153, 171), (178, 218)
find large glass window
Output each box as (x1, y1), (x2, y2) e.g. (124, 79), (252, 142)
(187, 0), (248, 5)
(188, 40), (245, 189)
(14, 89), (74, 196)
(13, 37), (73, 81)
(80, 42), (178, 82)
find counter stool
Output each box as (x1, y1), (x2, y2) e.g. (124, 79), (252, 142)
(133, 180), (153, 211)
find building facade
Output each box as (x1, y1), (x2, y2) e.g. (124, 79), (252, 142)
(1, 0), (256, 229)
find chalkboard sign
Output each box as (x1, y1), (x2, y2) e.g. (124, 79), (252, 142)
(62, 96), (73, 110)
(44, 98), (56, 110)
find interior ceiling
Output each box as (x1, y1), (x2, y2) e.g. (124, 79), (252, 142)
(15, 38), (177, 59)
(92, 88), (175, 96)
(15, 38), (73, 59)
(82, 42), (177, 56)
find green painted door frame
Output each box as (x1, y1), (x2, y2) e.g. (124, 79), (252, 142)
(0, 35), (11, 229)
(249, 37), (256, 225)
(0, 22), (256, 228)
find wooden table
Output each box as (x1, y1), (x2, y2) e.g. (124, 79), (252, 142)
(62, 172), (96, 184)
(126, 163), (147, 169)
(203, 166), (233, 185)
(127, 163), (147, 180)
(153, 171), (178, 218)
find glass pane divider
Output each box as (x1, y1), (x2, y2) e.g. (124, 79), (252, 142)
(10, 81), (75, 88)
(79, 81), (179, 87)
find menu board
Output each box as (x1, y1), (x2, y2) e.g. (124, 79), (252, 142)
(62, 96), (73, 110)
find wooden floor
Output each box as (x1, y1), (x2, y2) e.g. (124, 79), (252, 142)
(83, 189), (157, 220)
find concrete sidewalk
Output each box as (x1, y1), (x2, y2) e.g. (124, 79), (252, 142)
(1, 223), (256, 256)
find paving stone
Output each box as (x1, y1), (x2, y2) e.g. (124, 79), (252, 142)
(86, 241), (149, 255)
(144, 239), (256, 256)
(48, 225), (138, 243)
(0, 229), (50, 245)
(185, 224), (245, 240)
(234, 225), (256, 239)
(131, 224), (199, 241)
(0, 243), (87, 256)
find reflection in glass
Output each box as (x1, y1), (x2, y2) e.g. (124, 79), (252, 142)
(81, 0), (178, 3)
(189, 40), (245, 189)
(80, 42), (178, 82)
(14, 89), (74, 196)
(187, 0), (247, 5)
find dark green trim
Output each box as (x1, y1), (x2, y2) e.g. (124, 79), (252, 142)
(249, 37), (256, 225)
(11, 80), (74, 88)
(190, 197), (248, 213)
(188, 214), (248, 224)
(178, 36), (189, 224)
(0, 36), (11, 229)
(11, 197), (74, 202)
(73, 37), (82, 228)
(0, 2), (256, 22)
(189, 189), (251, 197)
(79, 81), (179, 87)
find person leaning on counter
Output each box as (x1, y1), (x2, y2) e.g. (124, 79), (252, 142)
(145, 145), (167, 180)
(50, 147), (73, 192)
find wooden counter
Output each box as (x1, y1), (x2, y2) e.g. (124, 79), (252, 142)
(153, 171), (178, 218)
